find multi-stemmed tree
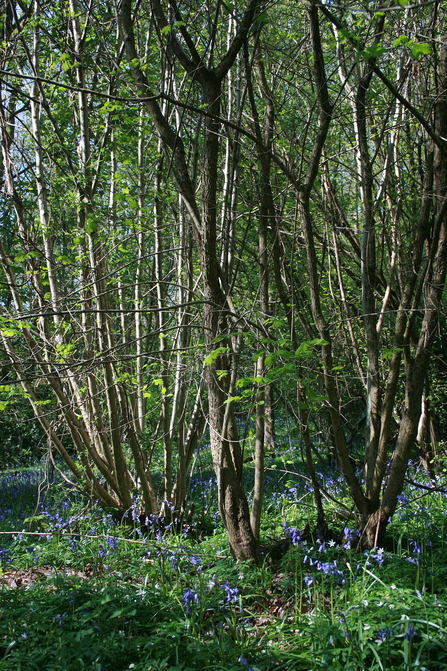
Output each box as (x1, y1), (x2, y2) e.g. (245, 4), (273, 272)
(0, 0), (446, 559)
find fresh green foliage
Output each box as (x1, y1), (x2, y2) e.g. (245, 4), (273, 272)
(0, 460), (446, 670)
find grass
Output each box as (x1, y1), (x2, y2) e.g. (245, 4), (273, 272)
(0, 456), (446, 670)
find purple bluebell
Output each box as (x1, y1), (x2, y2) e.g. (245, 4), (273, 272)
(370, 548), (385, 566)
(377, 628), (393, 641)
(222, 580), (239, 603)
(106, 536), (119, 552)
(183, 588), (199, 613)
(406, 624), (416, 641)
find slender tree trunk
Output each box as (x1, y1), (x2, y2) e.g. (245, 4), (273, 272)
(356, 55), (382, 501)
(296, 2), (369, 517)
(153, 154), (172, 506)
(119, 0), (261, 560)
(361, 30), (447, 548)
(135, 112), (147, 434)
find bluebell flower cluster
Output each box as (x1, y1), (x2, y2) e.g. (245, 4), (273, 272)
(367, 547), (385, 566)
(377, 627), (394, 642)
(183, 588), (199, 613)
(283, 523), (354, 585)
(283, 523), (301, 546)
(0, 545), (10, 562)
(342, 526), (360, 550)
(107, 536), (119, 552)
(222, 580), (239, 603)
(406, 624), (416, 641)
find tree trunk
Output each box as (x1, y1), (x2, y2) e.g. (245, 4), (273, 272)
(119, 0), (260, 560)
(361, 29), (447, 548)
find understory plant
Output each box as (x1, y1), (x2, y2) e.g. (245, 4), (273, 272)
(0, 462), (446, 670)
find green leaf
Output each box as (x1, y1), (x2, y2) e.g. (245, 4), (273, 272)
(204, 347), (228, 366)
(110, 609), (123, 618)
(224, 395), (242, 404)
(392, 35), (409, 48)
(254, 11), (268, 25)
(360, 43), (386, 60)
(56, 254), (71, 265)
(161, 25), (172, 34)
(411, 43), (431, 59)
(339, 27), (352, 40)
(310, 338), (329, 347)
(265, 352), (276, 367)
(383, 346), (403, 360)
(86, 221), (97, 234)
(23, 514), (47, 524)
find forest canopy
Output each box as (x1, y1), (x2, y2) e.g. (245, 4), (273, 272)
(0, 0), (446, 561)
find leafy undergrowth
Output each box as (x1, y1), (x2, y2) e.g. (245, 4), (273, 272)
(0, 460), (447, 670)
